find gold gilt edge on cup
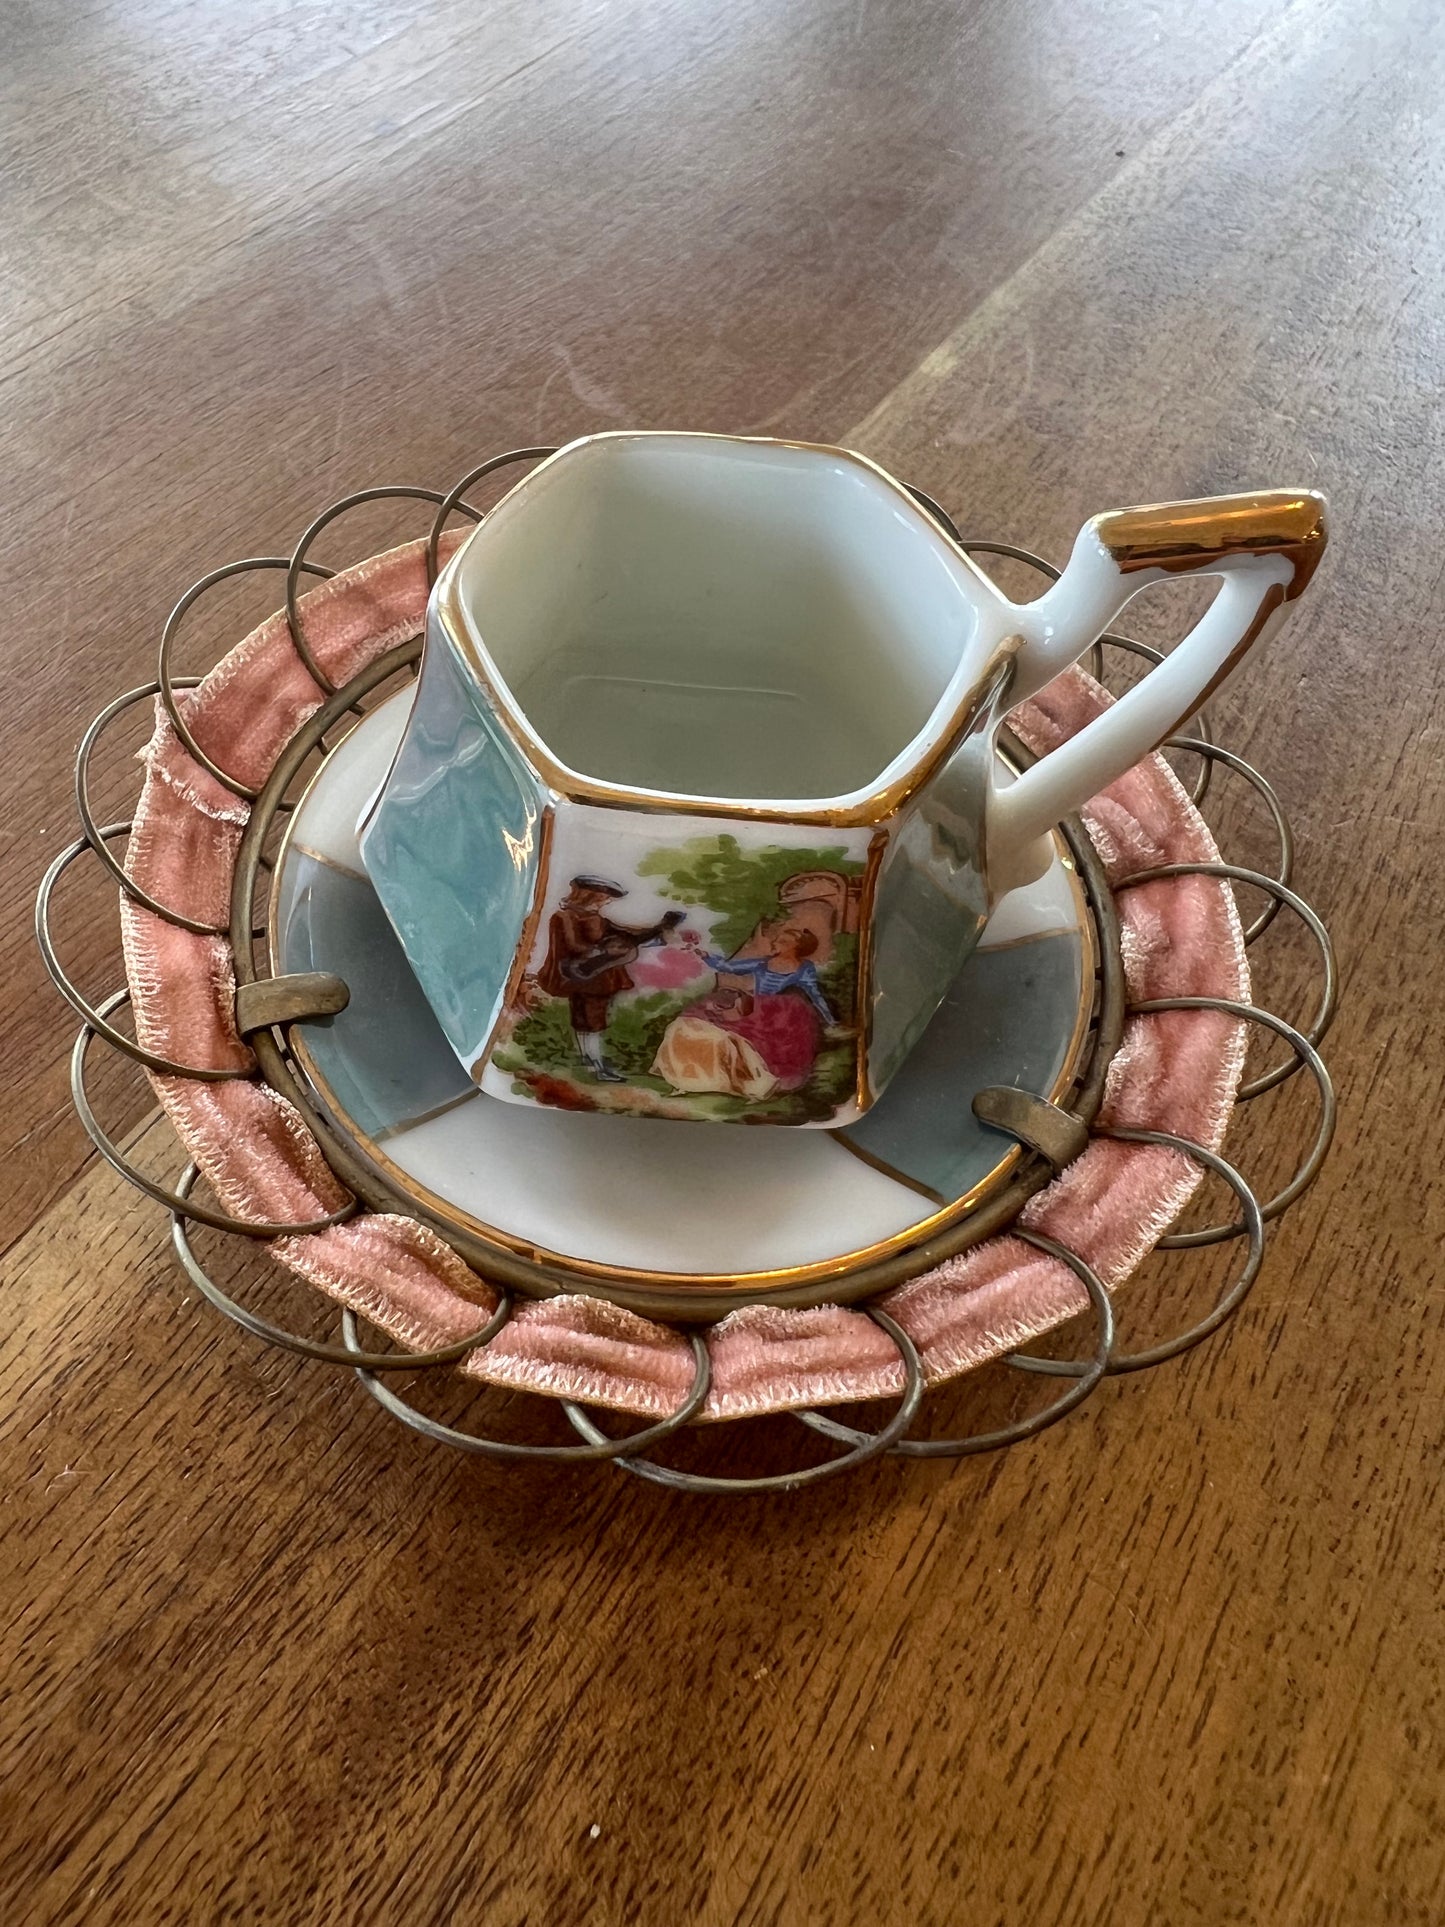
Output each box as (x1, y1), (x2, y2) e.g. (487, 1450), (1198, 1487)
(432, 529), (1024, 831)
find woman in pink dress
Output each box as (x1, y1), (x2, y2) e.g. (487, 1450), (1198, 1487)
(653, 925), (838, 1099)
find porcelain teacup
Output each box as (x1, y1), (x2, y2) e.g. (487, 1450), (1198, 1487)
(359, 432), (1325, 1127)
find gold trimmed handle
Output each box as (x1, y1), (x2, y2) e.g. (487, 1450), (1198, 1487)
(987, 485), (1329, 892)
(1094, 489), (1328, 599)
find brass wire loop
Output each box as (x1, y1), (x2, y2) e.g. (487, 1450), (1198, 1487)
(1009, 1129), (1268, 1379)
(1114, 864), (1336, 1099)
(798, 1230), (1114, 1459)
(70, 990), (358, 1237)
(75, 679), (226, 934)
(564, 1308), (925, 1491)
(285, 484), (487, 695)
(171, 1167), (512, 1370)
(39, 833), (256, 1082)
(346, 1315), (714, 1463)
(158, 556), (337, 798)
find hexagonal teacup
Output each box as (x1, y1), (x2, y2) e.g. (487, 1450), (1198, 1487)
(359, 433), (1324, 1126)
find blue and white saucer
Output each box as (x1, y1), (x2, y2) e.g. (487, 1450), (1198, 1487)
(269, 692), (1094, 1290)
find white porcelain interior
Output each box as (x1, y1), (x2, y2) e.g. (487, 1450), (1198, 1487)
(447, 433), (1009, 806)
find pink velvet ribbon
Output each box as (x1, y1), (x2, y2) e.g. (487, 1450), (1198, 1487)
(121, 538), (1247, 1422)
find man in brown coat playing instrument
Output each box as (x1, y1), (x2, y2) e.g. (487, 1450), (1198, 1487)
(536, 876), (685, 1082)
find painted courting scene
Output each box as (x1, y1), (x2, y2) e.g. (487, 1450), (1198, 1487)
(488, 834), (869, 1124)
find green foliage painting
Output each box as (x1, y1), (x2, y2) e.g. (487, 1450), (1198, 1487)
(494, 834), (868, 1123)
(636, 834), (865, 956)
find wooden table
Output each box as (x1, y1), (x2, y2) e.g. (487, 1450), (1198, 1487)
(5, 2), (1441, 1920)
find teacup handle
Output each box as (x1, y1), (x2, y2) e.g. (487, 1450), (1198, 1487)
(986, 488), (1327, 888)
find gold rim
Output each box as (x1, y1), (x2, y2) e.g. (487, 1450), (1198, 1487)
(1095, 488), (1327, 595)
(469, 803), (555, 1079)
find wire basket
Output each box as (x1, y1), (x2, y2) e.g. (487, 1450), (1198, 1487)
(36, 450), (1337, 1492)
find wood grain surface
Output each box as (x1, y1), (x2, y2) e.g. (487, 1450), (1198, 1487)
(3, 1), (1442, 1921)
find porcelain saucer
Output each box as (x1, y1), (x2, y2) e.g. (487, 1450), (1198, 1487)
(269, 690), (1094, 1292)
